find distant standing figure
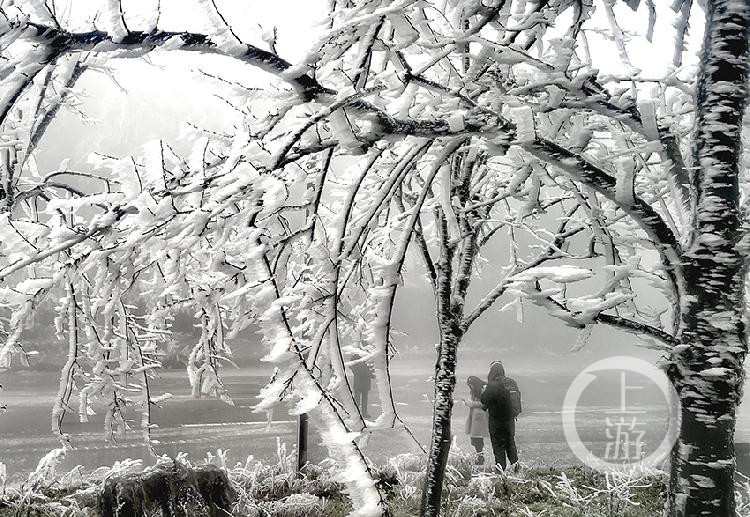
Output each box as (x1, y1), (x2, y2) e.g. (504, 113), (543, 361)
(480, 361), (522, 470)
(351, 357), (374, 419)
(465, 376), (489, 465)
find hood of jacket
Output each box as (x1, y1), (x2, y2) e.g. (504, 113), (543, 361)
(488, 362), (505, 383)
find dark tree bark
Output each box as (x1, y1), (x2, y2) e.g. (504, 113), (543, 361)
(420, 208), (461, 517)
(667, 2), (750, 515)
(420, 313), (463, 517)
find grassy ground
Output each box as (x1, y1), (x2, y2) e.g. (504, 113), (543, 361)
(322, 466), (666, 517)
(0, 448), (670, 517)
(323, 460), (666, 517)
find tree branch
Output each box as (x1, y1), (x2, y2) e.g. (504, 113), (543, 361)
(13, 22), (498, 143)
(529, 286), (677, 348)
(522, 138), (682, 264)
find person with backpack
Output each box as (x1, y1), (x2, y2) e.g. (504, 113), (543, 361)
(464, 376), (489, 465)
(480, 361), (522, 470)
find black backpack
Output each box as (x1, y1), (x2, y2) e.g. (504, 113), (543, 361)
(502, 378), (523, 418)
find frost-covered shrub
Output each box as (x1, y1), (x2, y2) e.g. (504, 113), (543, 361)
(0, 457), (675, 517)
(451, 496), (489, 514)
(250, 474), (296, 502)
(301, 478), (343, 499)
(388, 450), (473, 486)
(388, 453), (424, 473)
(445, 450), (474, 485)
(466, 475), (495, 500)
(387, 453), (425, 489)
(398, 470), (425, 490)
(265, 493), (323, 517)
(373, 465), (399, 495)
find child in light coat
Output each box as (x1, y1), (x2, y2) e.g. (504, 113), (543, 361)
(464, 375), (489, 465)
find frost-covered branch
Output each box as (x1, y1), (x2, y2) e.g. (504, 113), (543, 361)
(5, 21), (497, 145)
(510, 281), (677, 348)
(522, 138), (682, 267)
(463, 205), (588, 329)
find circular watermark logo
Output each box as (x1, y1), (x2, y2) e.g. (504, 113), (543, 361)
(562, 356), (680, 474)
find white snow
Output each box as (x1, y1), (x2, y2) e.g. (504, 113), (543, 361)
(511, 265), (593, 283)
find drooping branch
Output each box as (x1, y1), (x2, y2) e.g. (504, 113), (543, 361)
(595, 313), (677, 348)
(0, 203), (137, 281)
(20, 22), (327, 98)
(558, 75), (692, 211)
(0, 46), (60, 129)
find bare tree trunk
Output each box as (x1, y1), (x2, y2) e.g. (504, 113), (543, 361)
(667, 2), (750, 515)
(420, 318), (463, 517)
(420, 208), (462, 517)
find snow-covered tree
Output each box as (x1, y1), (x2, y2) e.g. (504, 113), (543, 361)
(503, 3), (750, 515)
(1, 1), (748, 516)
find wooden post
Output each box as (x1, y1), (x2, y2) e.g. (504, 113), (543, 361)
(297, 413), (308, 475)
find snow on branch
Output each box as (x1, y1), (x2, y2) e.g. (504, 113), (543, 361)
(507, 279), (677, 348)
(522, 138), (682, 266)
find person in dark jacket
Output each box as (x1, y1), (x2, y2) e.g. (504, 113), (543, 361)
(480, 361), (520, 470)
(350, 356), (374, 418)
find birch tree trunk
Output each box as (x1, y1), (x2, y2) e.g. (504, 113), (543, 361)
(667, 2), (750, 515)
